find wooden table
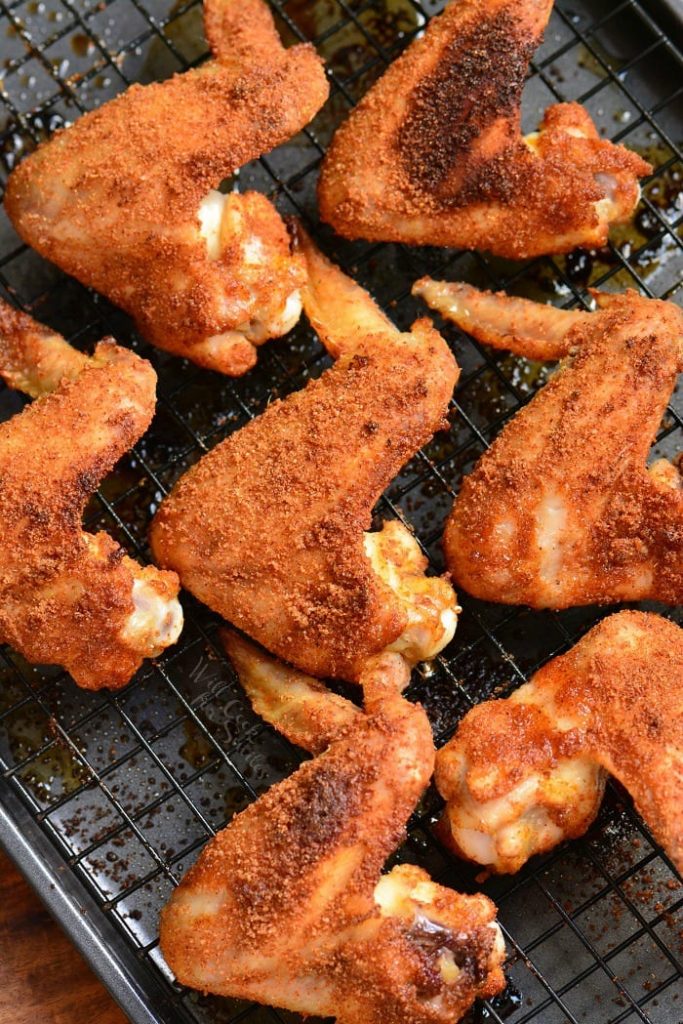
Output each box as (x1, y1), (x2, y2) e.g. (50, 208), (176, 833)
(0, 851), (128, 1024)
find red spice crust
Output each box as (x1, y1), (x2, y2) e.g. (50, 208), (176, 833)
(0, 334), (178, 689)
(437, 611), (683, 872)
(150, 321), (458, 681)
(445, 290), (683, 606)
(160, 659), (504, 1020)
(319, 0), (650, 257)
(5, 35), (328, 369)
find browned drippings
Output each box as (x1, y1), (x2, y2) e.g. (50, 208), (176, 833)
(71, 32), (95, 59)
(281, 0), (422, 139)
(0, 678), (88, 803)
(179, 717), (214, 771)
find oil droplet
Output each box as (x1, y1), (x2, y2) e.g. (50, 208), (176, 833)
(0, 680), (88, 804)
(577, 39), (624, 77)
(71, 32), (95, 58)
(180, 718), (214, 770)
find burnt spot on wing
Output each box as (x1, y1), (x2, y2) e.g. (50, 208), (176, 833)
(397, 9), (536, 197)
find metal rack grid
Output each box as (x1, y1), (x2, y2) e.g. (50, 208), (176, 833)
(0, 0), (681, 1022)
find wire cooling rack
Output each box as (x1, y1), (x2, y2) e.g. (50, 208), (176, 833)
(0, 1), (681, 1022)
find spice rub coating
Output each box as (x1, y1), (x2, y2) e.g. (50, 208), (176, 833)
(419, 285), (683, 607)
(161, 653), (505, 1022)
(150, 240), (459, 681)
(0, 302), (181, 688)
(4, 0), (328, 374)
(319, 0), (650, 257)
(436, 612), (683, 874)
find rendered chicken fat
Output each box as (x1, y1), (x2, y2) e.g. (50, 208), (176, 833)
(364, 521), (459, 665)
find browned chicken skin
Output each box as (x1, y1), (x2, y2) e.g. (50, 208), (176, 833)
(435, 612), (683, 875)
(161, 652), (506, 1022)
(413, 282), (683, 607)
(0, 301), (182, 689)
(319, 0), (650, 257)
(4, 0), (328, 375)
(150, 232), (459, 681)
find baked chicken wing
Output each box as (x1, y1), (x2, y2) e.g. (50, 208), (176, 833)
(223, 629), (361, 754)
(435, 612), (683, 875)
(4, 0), (328, 375)
(318, 0), (650, 258)
(0, 301), (182, 689)
(414, 282), (683, 607)
(161, 652), (505, 1022)
(150, 231), (460, 681)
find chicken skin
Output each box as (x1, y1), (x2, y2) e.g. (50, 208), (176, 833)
(4, 0), (328, 375)
(413, 282), (683, 607)
(223, 629), (362, 754)
(150, 232), (460, 681)
(435, 612), (683, 875)
(0, 301), (182, 689)
(318, 0), (650, 258)
(161, 652), (505, 1023)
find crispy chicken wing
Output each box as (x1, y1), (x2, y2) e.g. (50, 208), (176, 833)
(0, 301), (182, 689)
(4, 0), (328, 375)
(150, 232), (459, 681)
(161, 652), (505, 1022)
(319, 0), (650, 258)
(435, 612), (683, 874)
(414, 282), (683, 607)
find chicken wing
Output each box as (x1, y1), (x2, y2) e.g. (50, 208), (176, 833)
(150, 232), (460, 681)
(435, 611), (683, 875)
(413, 282), (683, 607)
(318, 0), (650, 258)
(0, 301), (182, 689)
(160, 652), (505, 1022)
(222, 629), (361, 754)
(4, 0), (328, 375)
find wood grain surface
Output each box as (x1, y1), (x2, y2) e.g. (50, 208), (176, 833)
(0, 851), (128, 1024)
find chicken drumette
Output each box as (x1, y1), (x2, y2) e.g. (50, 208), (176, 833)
(0, 301), (182, 689)
(161, 650), (505, 1023)
(150, 230), (460, 681)
(435, 612), (683, 875)
(319, 0), (650, 258)
(4, 0), (328, 375)
(413, 282), (683, 607)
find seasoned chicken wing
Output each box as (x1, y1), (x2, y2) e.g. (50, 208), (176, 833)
(414, 282), (683, 607)
(0, 301), (182, 689)
(319, 0), (650, 258)
(4, 0), (328, 375)
(161, 652), (505, 1022)
(150, 232), (459, 681)
(435, 612), (683, 875)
